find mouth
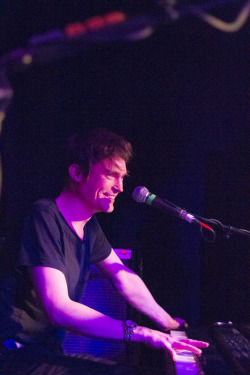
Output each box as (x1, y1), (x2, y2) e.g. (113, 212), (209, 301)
(103, 194), (116, 200)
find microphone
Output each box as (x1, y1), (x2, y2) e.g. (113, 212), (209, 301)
(132, 186), (200, 225)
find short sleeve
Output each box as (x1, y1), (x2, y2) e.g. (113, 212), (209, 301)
(20, 203), (66, 274)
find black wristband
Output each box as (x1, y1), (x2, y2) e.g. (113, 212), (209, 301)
(122, 320), (137, 343)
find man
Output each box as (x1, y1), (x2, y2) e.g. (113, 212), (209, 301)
(0, 128), (208, 374)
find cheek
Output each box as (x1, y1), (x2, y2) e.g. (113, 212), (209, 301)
(98, 177), (110, 190)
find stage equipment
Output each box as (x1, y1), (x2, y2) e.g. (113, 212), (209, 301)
(63, 249), (139, 364)
(132, 186), (250, 242)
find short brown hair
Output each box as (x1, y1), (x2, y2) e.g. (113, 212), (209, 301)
(65, 128), (132, 177)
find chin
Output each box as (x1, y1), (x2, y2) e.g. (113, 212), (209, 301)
(98, 203), (114, 213)
(106, 206), (114, 213)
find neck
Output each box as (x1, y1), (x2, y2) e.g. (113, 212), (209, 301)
(55, 190), (92, 239)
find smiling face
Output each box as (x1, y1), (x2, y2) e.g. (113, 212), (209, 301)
(76, 157), (128, 215)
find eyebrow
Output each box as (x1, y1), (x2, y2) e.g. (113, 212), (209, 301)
(103, 166), (129, 178)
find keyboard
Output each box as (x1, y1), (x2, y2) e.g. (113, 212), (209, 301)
(142, 324), (250, 375)
(170, 329), (205, 375)
(211, 322), (250, 375)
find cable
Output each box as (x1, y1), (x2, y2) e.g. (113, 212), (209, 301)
(190, 0), (250, 32)
(193, 217), (250, 242)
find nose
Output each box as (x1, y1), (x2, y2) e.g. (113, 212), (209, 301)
(114, 177), (123, 193)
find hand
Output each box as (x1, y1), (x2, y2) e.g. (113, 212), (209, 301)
(143, 328), (209, 360)
(157, 317), (188, 331)
(173, 317), (188, 329)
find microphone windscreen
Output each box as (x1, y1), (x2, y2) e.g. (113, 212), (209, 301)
(132, 186), (149, 203)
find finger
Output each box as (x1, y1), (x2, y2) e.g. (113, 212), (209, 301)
(173, 317), (188, 328)
(172, 342), (203, 355)
(165, 343), (177, 361)
(179, 338), (209, 348)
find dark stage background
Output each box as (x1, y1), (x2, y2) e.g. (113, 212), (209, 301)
(0, 1), (249, 328)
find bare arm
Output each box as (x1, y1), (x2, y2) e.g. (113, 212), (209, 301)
(30, 263), (208, 359)
(97, 249), (184, 330)
(30, 266), (125, 340)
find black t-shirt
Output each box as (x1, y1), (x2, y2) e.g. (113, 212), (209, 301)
(0, 199), (111, 349)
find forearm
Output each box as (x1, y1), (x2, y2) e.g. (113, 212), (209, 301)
(111, 269), (179, 330)
(50, 299), (125, 340)
(50, 299), (207, 360)
(48, 298), (160, 346)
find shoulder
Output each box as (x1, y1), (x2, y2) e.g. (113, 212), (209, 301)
(23, 199), (62, 230)
(28, 199), (59, 219)
(32, 198), (57, 212)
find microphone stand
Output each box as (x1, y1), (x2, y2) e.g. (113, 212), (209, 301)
(160, 197), (249, 243)
(197, 217), (250, 242)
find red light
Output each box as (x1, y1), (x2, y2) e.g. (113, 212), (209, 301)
(200, 222), (213, 231)
(85, 16), (106, 30)
(105, 12), (126, 25)
(65, 12), (127, 38)
(65, 23), (86, 37)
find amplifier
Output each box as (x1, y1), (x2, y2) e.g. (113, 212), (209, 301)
(63, 249), (134, 363)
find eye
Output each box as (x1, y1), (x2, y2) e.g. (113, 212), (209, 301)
(105, 171), (115, 179)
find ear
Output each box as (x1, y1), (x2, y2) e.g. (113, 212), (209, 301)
(68, 164), (83, 183)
